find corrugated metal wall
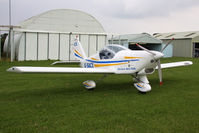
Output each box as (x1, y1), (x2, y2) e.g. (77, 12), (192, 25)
(162, 39), (192, 57)
(17, 32), (107, 61)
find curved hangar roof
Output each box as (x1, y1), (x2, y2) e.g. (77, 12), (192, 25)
(19, 9), (105, 33)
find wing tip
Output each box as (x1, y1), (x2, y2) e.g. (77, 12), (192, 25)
(184, 61), (193, 65)
(7, 67), (21, 73)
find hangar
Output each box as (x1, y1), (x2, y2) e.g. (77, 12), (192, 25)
(109, 33), (162, 50)
(108, 33), (173, 57)
(4, 9), (107, 61)
(154, 31), (199, 58)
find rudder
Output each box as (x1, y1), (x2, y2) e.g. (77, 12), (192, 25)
(73, 37), (87, 60)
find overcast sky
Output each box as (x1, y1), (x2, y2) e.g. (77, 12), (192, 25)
(0, 0), (199, 34)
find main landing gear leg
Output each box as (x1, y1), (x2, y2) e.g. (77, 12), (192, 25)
(96, 74), (108, 83)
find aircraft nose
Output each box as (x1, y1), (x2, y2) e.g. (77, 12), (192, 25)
(154, 52), (164, 59)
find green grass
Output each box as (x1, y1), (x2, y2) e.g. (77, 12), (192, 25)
(0, 58), (199, 133)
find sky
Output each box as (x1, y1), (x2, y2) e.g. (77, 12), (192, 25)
(0, 0), (199, 34)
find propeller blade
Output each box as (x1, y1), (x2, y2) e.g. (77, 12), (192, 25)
(136, 43), (156, 55)
(161, 38), (174, 52)
(157, 59), (162, 85)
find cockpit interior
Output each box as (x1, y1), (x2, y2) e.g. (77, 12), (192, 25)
(99, 45), (128, 59)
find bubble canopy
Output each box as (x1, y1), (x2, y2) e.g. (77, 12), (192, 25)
(99, 45), (128, 59)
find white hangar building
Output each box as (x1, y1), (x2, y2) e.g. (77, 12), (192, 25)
(4, 9), (107, 61)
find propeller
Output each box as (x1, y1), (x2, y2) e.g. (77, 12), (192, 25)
(136, 38), (174, 86)
(136, 43), (156, 55)
(161, 38), (174, 52)
(157, 59), (162, 85)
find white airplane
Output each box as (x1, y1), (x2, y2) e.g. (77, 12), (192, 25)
(7, 37), (193, 93)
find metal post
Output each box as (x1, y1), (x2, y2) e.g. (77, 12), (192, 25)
(10, 28), (14, 62)
(37, 32), (39, 60)
(105, 35), (107, 46)
(24, 32), (26, 60)
(58, 33), (60, 60)
(7, 30), (11, 58)
(88, 35), (90, 57)
(47, 33), (49, 60)
(111, 35), (113, 44)
(9, 0), (11, 26)
(96, 35), (98, 51)
(69, 32), (72, 61)
(9, 0), (12, 61)
(119, 35), (121, 45)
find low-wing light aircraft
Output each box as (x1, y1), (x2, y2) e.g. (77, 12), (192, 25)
(7, 37), (193, 93)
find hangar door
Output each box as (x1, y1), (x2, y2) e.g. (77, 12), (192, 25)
(18, 32), (107, 61)
(193, 43), (199, 58)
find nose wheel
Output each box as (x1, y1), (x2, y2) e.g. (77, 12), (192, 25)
(133, 75), (151, 93)
(134, 82), (151, 93)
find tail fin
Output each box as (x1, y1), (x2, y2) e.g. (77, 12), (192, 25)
(73, 37), (87, 60)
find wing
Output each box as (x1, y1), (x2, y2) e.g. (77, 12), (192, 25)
(51, 60), (80, 65)
(7, 67), (115, 74)
(156, 61), (193, 69)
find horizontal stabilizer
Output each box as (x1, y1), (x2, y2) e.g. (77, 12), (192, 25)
(156, 61), (193, 69)
(7, 67), (115, 74)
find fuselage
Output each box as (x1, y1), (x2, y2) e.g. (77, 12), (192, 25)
(81, 46), (163, 75)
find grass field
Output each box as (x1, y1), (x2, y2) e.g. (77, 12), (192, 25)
(0, 57), (199, 133)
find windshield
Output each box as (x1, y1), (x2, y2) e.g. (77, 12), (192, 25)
(106, 45), (126, 53)
(99, 45), (127, 59)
